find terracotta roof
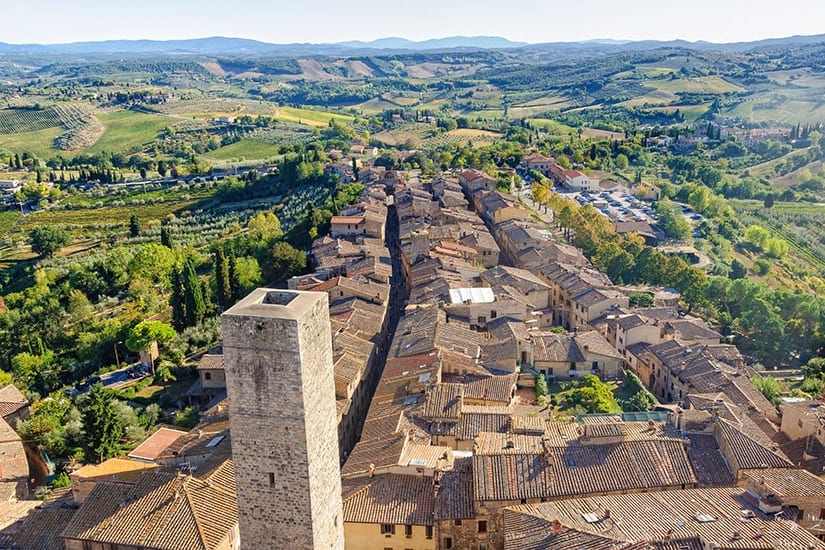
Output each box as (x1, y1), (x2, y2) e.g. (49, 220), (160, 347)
(196, 348), (224, 371)
(532, 333), (584, 363)
(744, 467), (825, 497)
(127, 427), (188, 461)
(71, 457), (159, 481)
(473, 439), (697, 501)
(663, 318), (722, 342)
(435, 457), (475, 520)
(423, 384), (464, 420)
(61, 461), (237, 550)
(0, 384), (28, 419)
(503, 488), (825, 550)
(715, 418), (793, 470)
(342, 474), (435, 526)
(462, 374), (517, 403)
(684, 433), (734, 486)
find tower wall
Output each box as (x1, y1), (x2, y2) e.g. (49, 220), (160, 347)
(222, 289), (344, 550)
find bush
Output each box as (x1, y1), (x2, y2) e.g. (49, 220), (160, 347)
(173, 406), (200, 430)
(753, 259), (771, 275)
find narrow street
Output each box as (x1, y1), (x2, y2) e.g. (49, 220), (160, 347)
(351, 197), (408, 442)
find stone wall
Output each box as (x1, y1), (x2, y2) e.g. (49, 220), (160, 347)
(222, 289), (344, 550)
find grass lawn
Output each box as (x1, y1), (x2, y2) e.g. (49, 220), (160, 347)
(122, 371), (198, 407)
(84, 111), (173, 155)
(203, 139), (282, 162)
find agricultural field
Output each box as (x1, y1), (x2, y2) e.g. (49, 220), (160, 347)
(372, 123), (434, 147)
(85, 110), (173, 155)
(156, 98), (280, 118)
(276, 106), (355, 126)
(0, 107), (62, 134)
(0, 126), (64, 158)
(421, 128), (502, 149)
(203, 139), (282, 162)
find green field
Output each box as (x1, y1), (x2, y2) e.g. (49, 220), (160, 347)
(277, 106), (354, 126)
(528, 118), (576, 135)
(85, 111), (173, 155)
(203, 139), (282, 162)
(0, 126), (64, 158)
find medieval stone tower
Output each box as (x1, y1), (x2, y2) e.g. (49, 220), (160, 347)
(221, 289), (344, 550)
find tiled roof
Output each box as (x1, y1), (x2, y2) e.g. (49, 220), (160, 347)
(423, 384), (463, 420)
(575, 331), (622, 359)
(744, 467), (825, 497)
(128, 427), (188, 461)
(61, 461), (237, 550)
(435, 457), (475, 520)
(0, 384), (28, 419)
(473, 439), (697, 501)
(684, 433), (734, 486)
(342, 474), (435, 526)
(481, 265), (550, 294)
(71, 457), (159, 481)
(715, 418), (793, 470)
(432, 412), (511, 442)
(503, 488), (825, 550)
(571, 287), (625, 308)
(462, 374), (517, 403)
(532, 333), (584, 363)
(663, 318), (721, 342)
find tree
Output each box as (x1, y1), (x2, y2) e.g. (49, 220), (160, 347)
(214, 247), (232, 307)
(29, 226), (70, 258)
(154, 361), (177, 390)
(79, 383), (124, 463)
(169, 266), (187, 331)
(751, 375), (782, 406)
(534, 375), (548, 400)
(268, 241), (307, 282)
(247, 211), (283, 243)
(729, 259), (747, 280)
(182, 257), (205, 327)
(128, 243), (176, 288)
(763, 193), (775, 208)
(125, 321), (176, 355)
(160, 225), (174, 249)
(129, 214), (140, 238)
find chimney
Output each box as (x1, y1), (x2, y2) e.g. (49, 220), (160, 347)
(603, 509), (611, 520)
(369, 463), (375, 478)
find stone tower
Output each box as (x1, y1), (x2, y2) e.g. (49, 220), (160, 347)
(221, 289), (344, 550)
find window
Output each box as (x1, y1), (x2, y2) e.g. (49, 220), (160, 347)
(797, 509), (805, 521)
(404, 525), (412, 538)
(268, 472), (275, 489)
(480, 544), (488, 550)
(425, 525), (433, 539)
(444, 538), (453, 549)
(454, 519), (462, 526)
(820, 508), (825, 520)
(478, 520), (488, 533)
(491, 310), (497, 319)
(381, 524), (396, 535)
(204, 372), (212, 380)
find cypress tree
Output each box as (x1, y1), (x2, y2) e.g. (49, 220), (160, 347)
(129, 214), (140, 238)
(214, 247), (232, 307)
(160, 226), (173, 248)
(182, 256), (205, 327)
(229, 255), (242, 301)
(169, 266), (187, 332)
(79, 383), (124, 464)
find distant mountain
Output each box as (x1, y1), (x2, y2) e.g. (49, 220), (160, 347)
(337, 36), (528, 50)
(0, 33), (823, 58)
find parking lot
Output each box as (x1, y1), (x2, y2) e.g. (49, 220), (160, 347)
(567, 189), (657, 224)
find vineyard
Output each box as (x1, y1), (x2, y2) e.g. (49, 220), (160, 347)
(0, 108), (62, 134)
(53, 104), (106, 151)
(421, 128), (502, 150)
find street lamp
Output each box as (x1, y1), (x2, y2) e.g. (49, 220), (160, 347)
(114, 341), (122, 369)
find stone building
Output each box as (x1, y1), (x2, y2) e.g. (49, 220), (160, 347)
(221, 289), (344, 550)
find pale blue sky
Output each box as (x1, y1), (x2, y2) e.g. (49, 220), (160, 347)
(3, 0), (824, 45)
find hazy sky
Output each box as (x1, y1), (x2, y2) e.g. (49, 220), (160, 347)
(3, 0), (824, 44)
